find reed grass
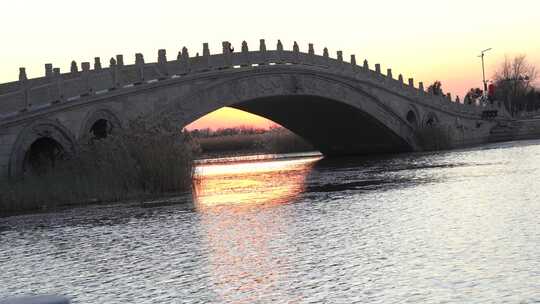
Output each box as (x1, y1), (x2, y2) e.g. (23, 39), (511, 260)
(0, 118), (195, 215)
(193, 127), (315, 157)
(257, 128), (314, 154)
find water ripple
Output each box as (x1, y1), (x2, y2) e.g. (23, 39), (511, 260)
(1, 143), (540, 303)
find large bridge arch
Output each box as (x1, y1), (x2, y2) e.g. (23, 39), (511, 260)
(154, 71), (420, 155)
(232, 95), (414, 155)
(9, 119), (77, 177)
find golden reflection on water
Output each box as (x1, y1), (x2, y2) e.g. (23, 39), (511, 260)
(192, 155), (322, 303)
(193, 155), (322, 210)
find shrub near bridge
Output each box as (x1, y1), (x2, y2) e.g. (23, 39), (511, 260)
(0, 119), (195, 215)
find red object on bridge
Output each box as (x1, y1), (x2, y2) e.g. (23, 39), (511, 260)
(488, 83), (495, 98)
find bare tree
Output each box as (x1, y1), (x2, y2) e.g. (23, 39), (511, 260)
(493, 55), (538, 113)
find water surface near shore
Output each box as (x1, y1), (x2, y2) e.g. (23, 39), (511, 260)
(1, 142), (540, 303)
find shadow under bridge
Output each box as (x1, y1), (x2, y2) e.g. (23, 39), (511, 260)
(231, 94), (414, 156)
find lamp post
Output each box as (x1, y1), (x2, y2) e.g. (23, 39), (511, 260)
(478, 48), (492, 94)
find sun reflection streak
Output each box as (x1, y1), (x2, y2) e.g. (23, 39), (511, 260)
(192, 155), (321, 302)
(193, 156), (322, 210)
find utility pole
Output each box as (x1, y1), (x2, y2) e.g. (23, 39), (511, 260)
(478, 48), (492, 94)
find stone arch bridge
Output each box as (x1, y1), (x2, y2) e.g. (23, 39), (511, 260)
(0, 39), (509, 178)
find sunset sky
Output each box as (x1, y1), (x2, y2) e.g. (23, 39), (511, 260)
(2, 0), (539, 130)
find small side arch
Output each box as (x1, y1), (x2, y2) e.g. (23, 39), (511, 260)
(405, 105), (421, 128)
(9, 119), (78, 177)
(80, 108), (123, 140)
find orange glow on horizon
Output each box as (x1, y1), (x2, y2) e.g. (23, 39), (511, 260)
(186, 107), (279, 130)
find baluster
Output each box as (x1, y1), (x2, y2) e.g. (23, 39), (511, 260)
(202, 43), (211, 70)
(135, 53), (145, 85)
(94, 57), (102, 70)
(241, 41), (250, 67)
(222, 41), (232, 68)
(81, 62), (91, 96)
(116, 55), (124, 67)
(308, 43), (315, 55)
(53, 68), (64, 104)
(109, 58), (118, 90)
(259, 39), (267, 65)
(45, 64), (53, 78)
(158, 49), (168, 78)
(180, 47), (190, 74)
(337, 51), (343, 62)
(292, 41), (300, 64)
(19, 68), (29, 111)
(276, 40), (284, 64)
(277, 40), (283, 51)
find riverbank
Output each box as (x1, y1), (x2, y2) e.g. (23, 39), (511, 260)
(0, 191), (193, 218)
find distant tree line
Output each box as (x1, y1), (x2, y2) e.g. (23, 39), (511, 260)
(186, 126), (314, 157)
(187, 126), (269, 138)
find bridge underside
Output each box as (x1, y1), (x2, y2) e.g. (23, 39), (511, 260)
(231, 95), (413, 156)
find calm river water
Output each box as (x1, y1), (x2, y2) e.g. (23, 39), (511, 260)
(1, 141), (540, 303)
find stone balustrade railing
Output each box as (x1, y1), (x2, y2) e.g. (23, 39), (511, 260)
(0, 40), (481, 120)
